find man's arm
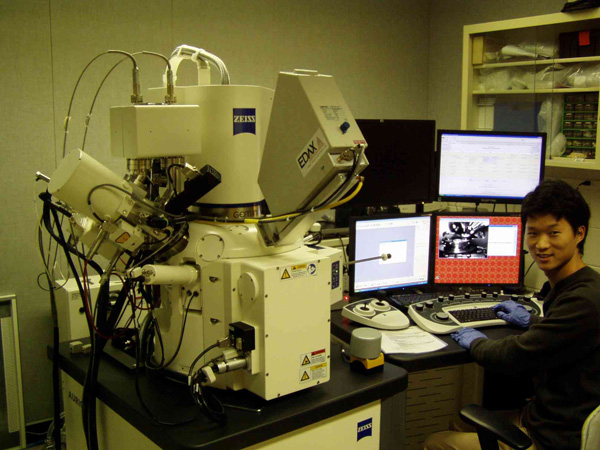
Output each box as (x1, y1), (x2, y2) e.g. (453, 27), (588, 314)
(470, 293), (598, 374)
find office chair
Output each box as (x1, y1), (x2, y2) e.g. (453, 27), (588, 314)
(460, 403), (600, 450)
(459, 404), (531, 450)
(581, 404), (600, 450)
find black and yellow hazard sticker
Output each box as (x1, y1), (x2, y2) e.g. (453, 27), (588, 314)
(281, 269), (291, 280)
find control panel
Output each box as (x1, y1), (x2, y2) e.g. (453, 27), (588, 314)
(342, 298), (410, 330)
(408, 292), (543, 334)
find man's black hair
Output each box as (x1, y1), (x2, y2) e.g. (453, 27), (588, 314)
(521, 179), (591, 254)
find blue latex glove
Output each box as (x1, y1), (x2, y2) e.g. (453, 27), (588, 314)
(451, 327), (487, 349)
(493, 300), (530, 328)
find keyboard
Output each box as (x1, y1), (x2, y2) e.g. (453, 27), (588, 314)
(388, 292), (439, 310)
(448, 307), (497, 323)
(407, 293), (543, 334)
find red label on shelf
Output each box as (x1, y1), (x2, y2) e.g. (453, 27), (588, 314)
(579, 30), (591, 46)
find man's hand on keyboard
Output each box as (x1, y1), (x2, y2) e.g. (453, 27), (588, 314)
(451, 328), (487, 349)
(493, 300), (530, 328)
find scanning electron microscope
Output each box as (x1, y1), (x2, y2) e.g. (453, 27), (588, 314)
(43, 45), (368, 407)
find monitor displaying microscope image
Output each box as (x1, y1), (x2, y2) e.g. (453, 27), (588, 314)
(349, 214), (432, 294)
(433, 213), (523, 286)
(438, 219), (490, 259)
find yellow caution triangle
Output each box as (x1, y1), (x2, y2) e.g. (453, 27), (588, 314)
(281, 269), (291, 280)
(302, 356), (311, 366)
(301, 371), (310, 381)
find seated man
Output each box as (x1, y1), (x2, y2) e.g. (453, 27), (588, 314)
(425, 180), (600, 450)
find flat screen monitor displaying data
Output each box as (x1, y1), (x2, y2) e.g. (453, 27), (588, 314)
(437, 130), (546, 204)
(349, 214), (432, 295)
(345, 119), (438, 207)
(432, 213), (523, 287)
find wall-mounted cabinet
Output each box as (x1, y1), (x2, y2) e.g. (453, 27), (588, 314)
(462, 10), (600, 170)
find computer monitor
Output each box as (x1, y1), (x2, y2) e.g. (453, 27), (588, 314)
(349, 214), (432, 295)
(432, 212), (523, 287)
(436, 130), (546, 204)
(343, 119), (438, 208)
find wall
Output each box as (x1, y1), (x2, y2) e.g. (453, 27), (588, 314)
(0, 0), (431, 425)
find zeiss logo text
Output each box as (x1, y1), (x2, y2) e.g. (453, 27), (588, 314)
(357, 418), (373, 441)
(233, 108), (256, 135)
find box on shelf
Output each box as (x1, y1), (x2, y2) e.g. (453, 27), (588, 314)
(559, 29), (600, 58)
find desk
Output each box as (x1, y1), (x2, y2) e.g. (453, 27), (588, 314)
(331, 307), (529, 450)
(50, 342), (408, 450)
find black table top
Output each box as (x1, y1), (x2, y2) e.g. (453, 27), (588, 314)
(331, 306), (526, 372)
(50, 342), (408, 450)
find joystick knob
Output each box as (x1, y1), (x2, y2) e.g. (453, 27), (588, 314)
(370, 299), (391, 312)
(354, 304), (376, 317)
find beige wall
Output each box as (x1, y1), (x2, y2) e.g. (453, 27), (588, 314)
(1, 0), (431, 424)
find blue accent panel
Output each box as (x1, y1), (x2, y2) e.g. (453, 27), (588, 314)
(233, 108), (256, 135)
(357, 417), (373, 441)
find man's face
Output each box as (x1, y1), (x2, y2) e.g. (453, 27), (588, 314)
(525, 214), (585, 283)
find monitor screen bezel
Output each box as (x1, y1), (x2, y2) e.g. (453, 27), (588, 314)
(348, 213), (433, 296)
(431, 211), (525, 288)
(436, 129), (547, 204)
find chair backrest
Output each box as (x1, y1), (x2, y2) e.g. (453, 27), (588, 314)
(581, 404), (600, 450)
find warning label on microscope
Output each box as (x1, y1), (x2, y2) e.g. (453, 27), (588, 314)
(299, 363), (328, 383)
(280, 264), (317, 280)
(299, 349), (328, 383)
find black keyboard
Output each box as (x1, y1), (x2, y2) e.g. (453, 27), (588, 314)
(389, 292), (439, 309)
(449, 307), (497, 323)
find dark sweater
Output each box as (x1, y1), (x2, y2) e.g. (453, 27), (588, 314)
(471, 266), (600, 450)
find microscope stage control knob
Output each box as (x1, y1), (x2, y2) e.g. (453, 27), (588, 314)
(354, 304), (376, 317)
(493, 292), (499, 298)
(415, 304), (424, 311)
(464, 293), (471, 299)
(438, 296), (445, 302)
(448, 294), (455, 301)
(511, 294), (519, 301)
(425, 300), (434, 308)
(435, 312), (450, 321)
(481, 292), (487, 298)
(370, 300), (391, 312)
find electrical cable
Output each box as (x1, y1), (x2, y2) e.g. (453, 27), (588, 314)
(62, 50), (138, 159)
(166, 163), (186, 196)
(147, 291), (196, 370)
(524, 260), (536, 277)
(187, 342), (227, 424)
(44, 203), (96, 449)
(133, 328), (201, 426)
